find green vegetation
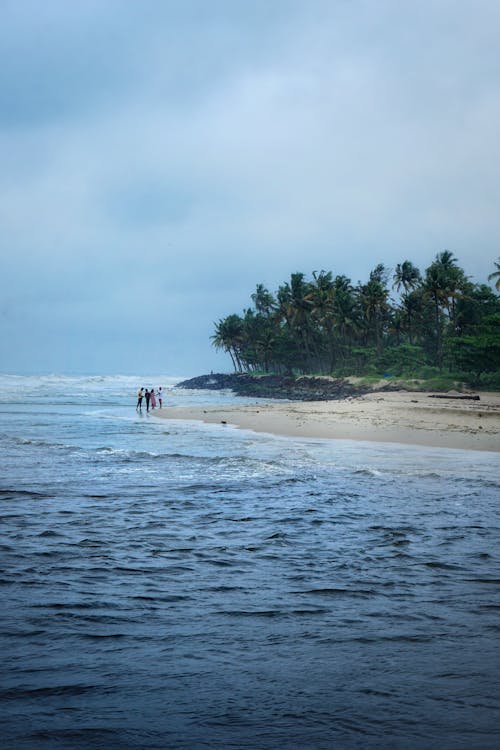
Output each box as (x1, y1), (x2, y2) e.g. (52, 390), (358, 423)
(212, 254), (500, 388)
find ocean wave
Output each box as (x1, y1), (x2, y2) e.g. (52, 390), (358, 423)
(11, 436), (81, 453)
(0, 488), (51, 500)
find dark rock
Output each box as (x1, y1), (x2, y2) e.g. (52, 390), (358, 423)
(176, 373), (373, 401)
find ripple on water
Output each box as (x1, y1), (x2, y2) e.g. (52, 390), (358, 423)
(1, 380), (499, 749)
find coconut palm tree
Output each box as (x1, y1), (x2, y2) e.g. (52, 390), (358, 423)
(398, 288), (425, 344)
(277, 273), (316, 370)
(255, 328), (278, 373)
(210, 314), (244, 372)
(329, 275), (359, 364)
(393, 261), (421, 294)
(423, 256), (453, 368)
(251, 284), (276, 317)
(309, 271), (335, 371)
(488, 258), (500, 290)
(359, 265), (390, 355)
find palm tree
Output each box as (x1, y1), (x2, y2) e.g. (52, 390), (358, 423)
(210, 314), (244, 372)
(278, 273), (316, 370)
(309, 271), (335, 371)
(393, 261), (421, 294)
(310, 270), (334, 319)
(211, 320), (237, 371)
(276, 282), (293, 328)
(251, 284), (276, 316)
(292, 274), (314, 369)
(392, 262), (423, 345)
(423, 256), (452, 368)
(371, 263), (388, 283)
(435, 251), (468, 332)
(255, 328), (278, 373)
(488, 258), (500, 290)
(359, 265), (390, 355)
(399, 288), (425, 344)
(330, 275), (359, 364)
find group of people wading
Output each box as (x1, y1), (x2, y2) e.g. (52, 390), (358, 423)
(136, 386), (164, 412)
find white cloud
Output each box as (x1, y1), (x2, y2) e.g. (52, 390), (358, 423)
(1, 0), (499, 373)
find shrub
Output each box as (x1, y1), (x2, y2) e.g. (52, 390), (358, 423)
(376, 344), (427, 376)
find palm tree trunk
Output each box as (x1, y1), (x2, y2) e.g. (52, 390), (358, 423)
(434, 295), (442, 369)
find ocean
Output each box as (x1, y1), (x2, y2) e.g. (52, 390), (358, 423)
(0, 374), (499, 749)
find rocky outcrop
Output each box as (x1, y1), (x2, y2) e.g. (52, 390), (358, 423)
(175, 373), (399, 401)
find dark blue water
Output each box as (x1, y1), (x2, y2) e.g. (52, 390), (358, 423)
(1, 375), (499, 749)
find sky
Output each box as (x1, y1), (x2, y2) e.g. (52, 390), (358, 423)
(1, 0), (499, 376)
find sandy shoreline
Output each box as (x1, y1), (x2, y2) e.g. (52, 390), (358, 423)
(153, 390), (500, 452)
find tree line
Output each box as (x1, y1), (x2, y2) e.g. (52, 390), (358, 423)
(211, 253), (500, 385)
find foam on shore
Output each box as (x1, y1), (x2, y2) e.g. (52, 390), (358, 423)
(153, 390), (500, 452)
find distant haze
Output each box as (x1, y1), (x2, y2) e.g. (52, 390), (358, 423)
(1, 0), (499, 375)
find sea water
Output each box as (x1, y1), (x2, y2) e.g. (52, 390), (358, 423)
(0, 374), (499, 750)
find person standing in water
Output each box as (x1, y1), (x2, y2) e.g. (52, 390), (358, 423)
(150, 388), (156, 410)
(144, 389), (151, 412)
(136, 388), (144, 410)
(157, 387), (163, 408)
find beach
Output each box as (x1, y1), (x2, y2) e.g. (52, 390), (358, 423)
(154, 389), (500, 452)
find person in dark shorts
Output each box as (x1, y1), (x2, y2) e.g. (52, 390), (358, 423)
(144, 388), (151, 412)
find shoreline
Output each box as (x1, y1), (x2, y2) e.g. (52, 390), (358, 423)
(153, 390), (500, 452)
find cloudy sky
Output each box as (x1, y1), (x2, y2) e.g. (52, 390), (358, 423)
(1, 0), (499, 376)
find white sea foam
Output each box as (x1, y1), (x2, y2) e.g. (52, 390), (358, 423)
(0, 372), (498, 484)
(0, 373), (184, 402)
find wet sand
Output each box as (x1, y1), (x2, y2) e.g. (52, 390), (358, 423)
(153, 390), (500, 452)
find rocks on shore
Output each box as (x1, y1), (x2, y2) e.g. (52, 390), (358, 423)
(175, 372), (402, 401)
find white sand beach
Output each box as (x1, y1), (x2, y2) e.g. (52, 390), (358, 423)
(154, 390), (500, 452)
